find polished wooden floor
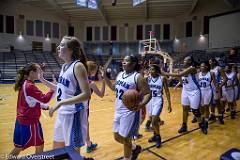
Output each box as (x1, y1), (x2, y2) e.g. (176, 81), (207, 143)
(0, 83), (239, 160)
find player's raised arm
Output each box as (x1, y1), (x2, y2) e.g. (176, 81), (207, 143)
(162, 66), (196, 77)
(102, 56), (116, 91)
(38, 66), (57, 91)
(90, 71), (105, 98)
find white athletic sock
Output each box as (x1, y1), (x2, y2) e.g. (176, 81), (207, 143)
(132, 143), (136, 150)
(123, 157), (130, 160)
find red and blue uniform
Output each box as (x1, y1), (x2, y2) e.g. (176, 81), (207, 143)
(14, 80), (54, 149)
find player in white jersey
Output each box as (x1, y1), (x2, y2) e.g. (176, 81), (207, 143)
(103, 55), (151, 160)
(198, 62), (217, 129)
(163, 56), (207, 134)
(232, 66), (239, 111)
(209, 58), (227, 124)
(146, 64), (172, 148)
(221, 64), (237, 119)
(48, 36), (92, 159)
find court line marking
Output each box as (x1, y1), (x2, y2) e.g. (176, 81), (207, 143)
(116, 111), (239, 160)
(146, 149), (167, 160)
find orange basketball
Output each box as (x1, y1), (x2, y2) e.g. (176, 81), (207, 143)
(122, 89), (141, 111)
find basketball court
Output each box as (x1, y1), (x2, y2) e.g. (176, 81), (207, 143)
(0, 83), (240, 159)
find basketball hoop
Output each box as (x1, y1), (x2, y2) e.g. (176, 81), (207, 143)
(138, 31), (173, 73)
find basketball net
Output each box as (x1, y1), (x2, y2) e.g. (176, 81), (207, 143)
(139, 31), (173, 73)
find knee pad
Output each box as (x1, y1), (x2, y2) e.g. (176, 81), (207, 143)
(192, 109), (201, 118)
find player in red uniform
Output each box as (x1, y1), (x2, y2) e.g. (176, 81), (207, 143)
(8, 63), (55, 158)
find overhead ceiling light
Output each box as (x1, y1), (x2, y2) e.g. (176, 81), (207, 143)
(133, 0), (146, 7)
(174, 36), (179, 43)
(199, 33), (205, 42)
(45, 34), (50, 41)
(17, 31), (24, 41)
(76, 0), (98, 9)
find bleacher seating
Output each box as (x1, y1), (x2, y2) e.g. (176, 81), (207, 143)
(170, 50), (232, 67)
(0, 52), (17, 80)
(0, 50), (62, 81)
(0, 48), (237, 82)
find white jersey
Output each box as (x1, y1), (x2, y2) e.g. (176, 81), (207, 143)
(147, 76), (163, 98)
(222, 72), (235, 102)
(115, 71), (139, 114)
(57, 60), (87, 114)
(223, 72), (235, 90)
(147, 75), (164, 116)
(211, 66), (222, 84)
(198, 72), (213, 105)
(198, 72), (212, 90)
(182, 73), (199, 91)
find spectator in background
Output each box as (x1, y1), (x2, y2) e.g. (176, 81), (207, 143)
(228, 47), (239, 63)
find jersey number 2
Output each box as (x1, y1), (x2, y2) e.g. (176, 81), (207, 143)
(116, 89), (124, 100)
(57, 88), (62, 101)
